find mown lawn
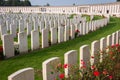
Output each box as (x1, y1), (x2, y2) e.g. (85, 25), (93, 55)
(0, 17), (120, 80)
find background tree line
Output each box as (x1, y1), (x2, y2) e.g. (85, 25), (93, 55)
(0, 0), (31, 6)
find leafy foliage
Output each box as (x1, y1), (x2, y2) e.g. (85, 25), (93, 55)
(0, 0), (31, 6)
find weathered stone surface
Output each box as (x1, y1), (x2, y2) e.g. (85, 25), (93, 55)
(58, 27), (64, 43)
(3, 34), (14, 58)
(70, 25), (75, 39)
(51, 27), (57, 45)
(8, 68), (34, 80)
(112, 32), (116, 45)
(64, 26), (69, 41)
(107, 35), (112, 46)
(31, 30), (39, 50)
(91, 40), (100, 65)
(18, 32), (28, 53)
(64, 50), (77, 77)
(42, 57), (60, 80)
(42, 28), (49, 48)
(27, 22), (32, 36)
(80, 45), (90, 68)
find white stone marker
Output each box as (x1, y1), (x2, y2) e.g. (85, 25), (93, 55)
(42, 57), (60, 80)
(64, 50), (77, 77)
(19, 20), (24, 32)
(100, 37), (106, 62)
(116, 31), (120, 44)
(51, 27), (57, 45)
(18, 32), (28, 53)
(10, 23), (17, 38)
(27, 22), (32, 36)
(82, 22), (86, 35)
(40, 21), (45, 32)
(3, 34), (14, 58)
(80, 45), (90, 67)
(0, 22), (7, 39)
(118, 30), (120, 44)
(79, 23), (83, 35)
(33, 18), (38, 30)
(31, 30), (39, 50)
(86, 22), (89, 34)
(100, 37), (106, 51)
(42, 28), (49, 48)
(91, 40), (100, 65)
(58, 27), (64, 43)
(107, 35), (112, 46)
(64, 26), (69, 42)
(8, 68), (34, 80)
(70, 24), (75, 39)
(112, 32), (116, 45)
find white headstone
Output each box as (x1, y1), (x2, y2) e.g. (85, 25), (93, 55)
(58, 27), (64, 43)
(27, 22), (32, 36)
(19, 20), (24, 32)
(0, 22), (7, 39)
(3, 34), (14, 58)
(42, 28), (49, 48)
(42, 57), (60, 80)
(100, 37), (106, 62)
(80, 45), (90, 68)
(51, 27), (57, 45)
(91, 40), (100, 65)
(70, 25), (75, 39)
(82, 22), (86, 35)
(8, 68), (34, 80)
(10, 23), (17, 38)
(107, 35), (112, 46)
(64, 50), (77, 77)
(31, 30), (40, 50)
(18, 32), (28, 53)
(112, 32), (116, 45)
(116, 31), (120, 44)
(64, 26), (69, 42)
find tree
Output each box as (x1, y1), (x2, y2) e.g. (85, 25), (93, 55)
(117, 0), (120, 1)
(20, 0), (31, 6)
(0, 0), (31, 6)
(24, 0), (31, 6)
(0, 0), (4, 6)
(46, 3), (50, 6)
(73, 3), (75, 6)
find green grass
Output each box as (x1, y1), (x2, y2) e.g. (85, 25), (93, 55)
(82, 14), (91, 21)
(93, 15), (104, 20)
(0, 17), (120, 80)
(82, 14), (104, 21)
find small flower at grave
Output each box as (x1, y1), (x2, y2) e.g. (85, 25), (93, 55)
(75, 29), (80, 33)
(59, 73), (65, 79)
(91, 56), (94, 59)
(115, 44), (119, 47)
(63, 64), (68, 68)
(93, 71), (100, 77)
(102, 69), (108, 75)
(118, 49), (120, 52)
(75, 29), (80, 37)
(100, 50), (103, 54)
(109, 51), (113, 55)
(81, 65), (86, 69)
(0, 46), (3, 52)
(81, 60), (85, 65)
(91, 65), (95, 70)
(57, 63), (62, 68)
(111, 45), (115, 48)
(108, 75), (113, 79)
